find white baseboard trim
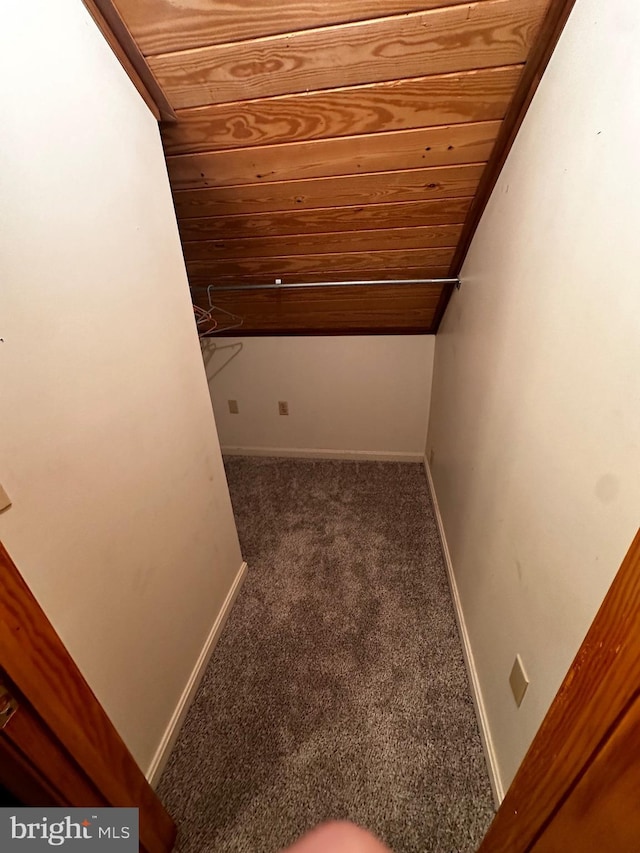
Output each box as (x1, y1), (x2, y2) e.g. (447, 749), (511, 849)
(146, 561), (248, 788)
(221, 445), (424, 463)
(423, 458), (504, 807)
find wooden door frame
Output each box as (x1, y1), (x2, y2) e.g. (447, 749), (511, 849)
(480, 529), (640, 851)
(0, 541), (176, 853)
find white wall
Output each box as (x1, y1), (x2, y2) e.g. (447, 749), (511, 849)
(205, 336), (434, 461)
(0, 0), (242, 777)
(427, 0), (640, 793)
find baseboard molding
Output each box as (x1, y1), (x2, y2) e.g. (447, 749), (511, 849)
(146, 561), (248, 787)
(423, 458), (504, 807)
(221, 445), (424, 463)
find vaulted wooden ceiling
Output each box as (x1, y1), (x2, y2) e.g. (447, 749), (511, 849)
(92, 0), (574, 333)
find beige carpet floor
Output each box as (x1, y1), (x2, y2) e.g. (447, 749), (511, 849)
(158, 457), (494, 853)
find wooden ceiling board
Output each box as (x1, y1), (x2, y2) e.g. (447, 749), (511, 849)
(177, 198), (473, 242)
(95, 0), (570, 334)
(114, 0), (495, 56)
(183, 225), (463, 261)
(172, 164), (485, 219)
(161, 66), (522, 155)
(194, 267), (452, 285)
(186, 247), (455, 283)
(167, 121), (500, 191)
(192, 282), (446, 333)
(148, 0), (548, 109)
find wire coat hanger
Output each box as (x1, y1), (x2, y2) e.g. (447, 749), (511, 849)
(193, 285), (244, 338)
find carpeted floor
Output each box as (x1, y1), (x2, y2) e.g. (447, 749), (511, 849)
(158, 457), (494, 853)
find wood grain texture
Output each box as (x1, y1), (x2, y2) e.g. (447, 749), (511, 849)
(109, 0), (563, 335)
(115, 0), (494, 55)
(192, 266), (451, 285)
(530, 695), (640, 853)
(167, 121), (499, 190)
(0, 732), (67, 806)
(178, 198), (472, 241)
(148, 0), (548, 108)
(192, 281), (445, 333)
(161, 66), (522, 155)
(183, 224), (462, 261)
(2, 678), (105, 808)
(173, 164), (484, 219)
(186, 247), (454, 283)
(479, 529), (640, 853)
(0, 542), (176, 853)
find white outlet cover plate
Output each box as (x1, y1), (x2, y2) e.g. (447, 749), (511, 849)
(0, 483), (12, 512)
(509, 654), (529, 707)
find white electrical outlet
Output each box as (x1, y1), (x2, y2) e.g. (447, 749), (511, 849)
(228, 399), (239, 414)
(278, 401), (289, 416)
(0, 483), (12, 512)
(509, 655), (529, 707)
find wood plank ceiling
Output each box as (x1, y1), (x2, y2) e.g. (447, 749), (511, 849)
(107, 0), (568, 333)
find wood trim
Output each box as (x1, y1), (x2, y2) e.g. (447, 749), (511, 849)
(1, 673), (106, 808)
(529, 693), (640, 851)
(81, 0), (176, 122)
(448, 0), (578, 278)
(479, 529), (640, 853)
(0, 542), (176, 853)
(0, 734), (64, 807)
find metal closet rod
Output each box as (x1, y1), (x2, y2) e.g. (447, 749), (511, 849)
(191, 278), (458, 292)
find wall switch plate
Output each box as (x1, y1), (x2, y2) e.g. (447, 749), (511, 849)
(278, 401), (289, 416)
(0, 483), (12, 512)
(509, 654), (529, 707)
(228, 399), (239, 414)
